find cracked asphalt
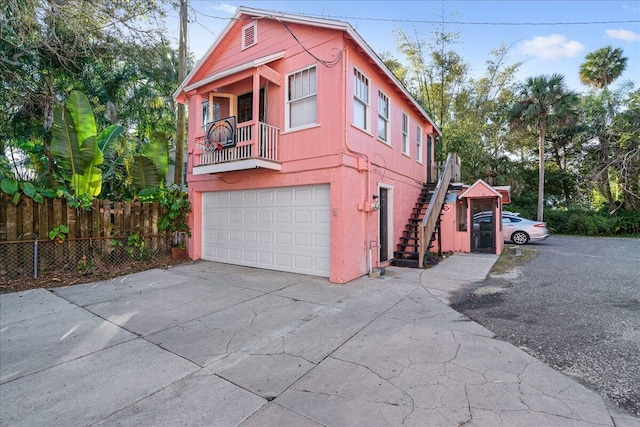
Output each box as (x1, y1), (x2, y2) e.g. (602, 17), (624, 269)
(1, 254), (632, 426)
(451, 236), (640, 419)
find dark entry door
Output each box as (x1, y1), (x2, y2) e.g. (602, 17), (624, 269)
(426, 135), (433, 183)
(379, 189), (389, 262)
(471, 199), (496, 253)
(237, 89), (265, 123)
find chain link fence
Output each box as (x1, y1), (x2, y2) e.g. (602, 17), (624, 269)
(0, 234), (182, 291)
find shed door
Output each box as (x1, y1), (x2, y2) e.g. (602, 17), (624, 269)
(202, 185), (330, 277)
(471, 199), (496, 253)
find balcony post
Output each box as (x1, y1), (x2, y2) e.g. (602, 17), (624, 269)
(252, 71), (260, 159)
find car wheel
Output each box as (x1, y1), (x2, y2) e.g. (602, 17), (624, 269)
(511, 231), (529, 245)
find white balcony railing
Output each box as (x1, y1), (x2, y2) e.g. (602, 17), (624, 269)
(196, 121), (279, 167)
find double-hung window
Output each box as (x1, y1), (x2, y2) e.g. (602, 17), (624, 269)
(416, 125), (423, 164)
(401, 112), (410, 155)
(353, 68), (370, 131)
(377, 90), (390, 142)
(287, 65), (317, 129)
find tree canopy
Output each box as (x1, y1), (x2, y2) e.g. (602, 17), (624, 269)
(1, 0), (180, 203)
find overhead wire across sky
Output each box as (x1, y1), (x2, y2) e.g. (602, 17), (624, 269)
(185, 4), (640, 26)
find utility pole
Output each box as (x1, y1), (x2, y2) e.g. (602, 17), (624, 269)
(174, 0), (187, 186)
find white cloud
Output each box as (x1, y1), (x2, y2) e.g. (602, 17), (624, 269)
(214, 4), (237, 14)
(606, 28), (640, 42)
(519, 34), (585, 61)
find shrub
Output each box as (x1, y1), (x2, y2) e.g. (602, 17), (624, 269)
(614, 209), (640, 235)
(545, 209), (638, 237)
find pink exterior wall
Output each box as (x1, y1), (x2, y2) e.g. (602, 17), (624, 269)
(180, 13), (440, 283)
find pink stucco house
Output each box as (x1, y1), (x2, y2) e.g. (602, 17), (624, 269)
(174, 7), (506, 284)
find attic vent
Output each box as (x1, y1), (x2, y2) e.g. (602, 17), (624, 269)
(242, 21), (257, 49)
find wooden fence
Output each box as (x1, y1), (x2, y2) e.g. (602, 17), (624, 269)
(0, 196), (174, 283)
(0, 196), (161, 241)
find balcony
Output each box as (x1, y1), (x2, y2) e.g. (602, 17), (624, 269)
(193, 119), (281, 174)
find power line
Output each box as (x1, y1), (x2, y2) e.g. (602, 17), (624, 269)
(187, 7), (639, 26)
(274, 17), (343, 68)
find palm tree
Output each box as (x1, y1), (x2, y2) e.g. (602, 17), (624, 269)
(579, 46), (627, 90)
(509, 74), (576, 221)
(579, 46), (628, 211)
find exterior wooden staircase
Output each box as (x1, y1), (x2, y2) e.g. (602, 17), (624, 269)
(392, 154), (461, 269)
(392, 183), (438, 268)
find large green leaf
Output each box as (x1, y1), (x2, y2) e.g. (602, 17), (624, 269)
(132, 155), (162, 188)
(67, 91), (97, 153)
(51, 91), (104, 197)
(142, 131), (169, 177)
(51, 106), (81, 173)
(97, 125), (125, 154)
(21, 182), (37, 197)
(51, 96), (97, 180)
(0, 178), (18, 195)
(72, 166), (103, 197)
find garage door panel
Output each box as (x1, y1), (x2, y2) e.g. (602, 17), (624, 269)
(315, 210), (330, 223)
(276, 189), (293, 203)
(275, 253), (292, 268)
(229, 192), (244, 204)
(243, 250), (257, 263)
(259, 231), (273, 244)
(258, 211), (273, 223)
(276, 232), (291, 245)
(294, 210), (311, 223)
(229, 249), (242, 261)
(202, 185), (330, 277)
(259, 191), (274, 204)
(294, 255), (311, 270)
(315, 257), (330, 271)
(243, 230), (257, 243)
(315, 234), (330, 248)
(295, 233), (311, 246)
(259, 252), (273, 264)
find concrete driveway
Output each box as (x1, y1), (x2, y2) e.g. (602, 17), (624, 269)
(0, 256), (625, 426)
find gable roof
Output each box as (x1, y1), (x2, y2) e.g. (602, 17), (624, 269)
(173, 6), (441, 136)
(458, 179), (504, 199)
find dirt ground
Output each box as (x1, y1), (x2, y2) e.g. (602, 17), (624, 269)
(0, 257), (193, 294)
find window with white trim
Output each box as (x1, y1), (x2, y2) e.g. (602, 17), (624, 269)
(286, 65), (317, 129)
(377, 90), (390, 142)
(416, 125), (423, 164)
(401, 112), (410, 155)
(242, 21), (257, 49)
(353, 68), (370, 131)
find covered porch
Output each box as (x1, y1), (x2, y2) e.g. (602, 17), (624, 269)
(187, 52), (285, 175)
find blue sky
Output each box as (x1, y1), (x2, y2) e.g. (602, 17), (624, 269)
(169, 1), (640, 93)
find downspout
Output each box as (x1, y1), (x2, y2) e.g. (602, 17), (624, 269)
(342, 43), (374, 273)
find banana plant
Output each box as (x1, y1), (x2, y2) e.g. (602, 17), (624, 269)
(51, 91), (124, 198)
(132, 131), (169, 190)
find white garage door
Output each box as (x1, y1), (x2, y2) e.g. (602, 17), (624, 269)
(202, 185), (331, 277)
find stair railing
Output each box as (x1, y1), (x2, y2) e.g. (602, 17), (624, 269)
(418, 153), (460, 267)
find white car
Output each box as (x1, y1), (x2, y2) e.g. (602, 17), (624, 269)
(473, 211), (549, 245)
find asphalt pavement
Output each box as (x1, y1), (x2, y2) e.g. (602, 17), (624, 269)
(451, 236), (640, 421)
(1, 252), (637, 426)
